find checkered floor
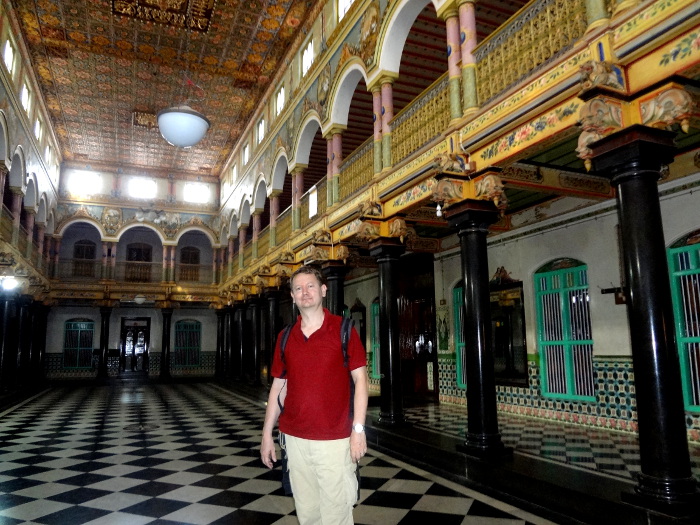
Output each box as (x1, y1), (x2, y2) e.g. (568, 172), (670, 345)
(0, 383), (553, 525)
(395, 403), (700, 481)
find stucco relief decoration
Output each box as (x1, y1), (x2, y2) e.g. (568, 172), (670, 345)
(280, 251), (295, 263)
(358, 200), (382, 218)
(334, 244), (350, 264)
(354, 221), (380, 243)
(433, 153), (475, 176)
(101, 208), (122, 235)
(474, 174), (507, 211)
(312, 229), (332, 244)
(502, 164), (544, 184)
(302, 97), (323, 119)
(640, 86), (699, 133)
(579, 61), (625, 94)
(559, 173), (610, 194)
(576, 97), (623, 171)
(359, 2), (380, 65)
(388, 218), (408, 243)
(112, 0), (217, 33)
(339, 43), (361, 71)
(301, 244), (329, 262)
(318, 64), (331, 107)
(432, 178), (464, 208)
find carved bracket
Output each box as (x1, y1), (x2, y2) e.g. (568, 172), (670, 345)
(641, 85), (699, 133)
(576, 96), (624, 170)
(473, 174), (508, 211)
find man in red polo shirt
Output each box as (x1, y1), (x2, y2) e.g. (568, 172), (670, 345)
(261, 265), (368, 524)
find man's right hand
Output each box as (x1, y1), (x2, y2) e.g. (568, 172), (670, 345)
(260, 434), (277, 469)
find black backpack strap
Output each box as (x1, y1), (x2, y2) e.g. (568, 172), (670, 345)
(278, 324), (293, 378)
(340, 316), (353, 368)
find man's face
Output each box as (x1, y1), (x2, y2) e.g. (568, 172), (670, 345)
(291, 272), (326, 309)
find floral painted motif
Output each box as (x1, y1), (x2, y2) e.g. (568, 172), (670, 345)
(391, 178), (437, 209)
(660, 31), (700, 66)
(479, 102), (579, 162)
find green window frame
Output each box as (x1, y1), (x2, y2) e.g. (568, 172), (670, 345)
(535, 259), (595, 401)
(452, 285), (466, 389)
(63, 319), (94, 369)
(173, 320), (201, 367)
(370, 300), (380, 379)
(669, 236), (700, 412)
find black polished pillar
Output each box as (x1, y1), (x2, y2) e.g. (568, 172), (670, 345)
(224, 305), (233, 379)
(215, 308), (226, 380)
(16, 295), (33, 387)
(30, 303), (49, 387)
(322, 263), (348, 316)
(234, 304), (245, 381)
(445, 201), (507, 458)
(264, 289), (280, 385)
(249, 297), (262, 385)
(160, 308), (173, 381)
(0, 292), (18, 391)
(369, 239), (406, 426)
(590, 125), (698, 506)
(97, 306), (112, 380)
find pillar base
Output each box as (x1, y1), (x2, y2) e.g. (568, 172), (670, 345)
(459, 432), (512, 461)
(621, 473), (699, 510)
(376, 412), (409, 427)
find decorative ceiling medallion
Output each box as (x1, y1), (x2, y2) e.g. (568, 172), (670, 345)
(132, 111), (158, 128)
(112, 0), (217, 34)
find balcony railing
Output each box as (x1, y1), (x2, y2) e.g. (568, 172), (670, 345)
(277, 207), (292, 243)
(55, 259), (104, 281)
(177, 263), (213, 283)
(474, 0), (587, 104)
(390, 75), (450, 166)
(258, 227), (270, 257)
(0, 205), (12, 240)
(115, 261), (162, 283)
(339, 137), (373, 201)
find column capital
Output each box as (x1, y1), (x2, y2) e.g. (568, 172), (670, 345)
(437, 4), (459, 21)
(367, 71), (399, 91)
(589, 125), (676, 185)
(289, 164), (307, 176)
(444, 199), (500, 232)
(368, 238), (405, 260)
(323, 124), (346, 138)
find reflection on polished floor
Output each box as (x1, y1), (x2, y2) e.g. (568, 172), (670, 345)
(0, 381), (554, 525)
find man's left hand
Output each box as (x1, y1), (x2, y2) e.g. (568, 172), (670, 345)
(350, 428), (367, 463)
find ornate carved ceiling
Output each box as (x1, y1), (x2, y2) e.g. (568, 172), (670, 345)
(12, 0), (316, 176)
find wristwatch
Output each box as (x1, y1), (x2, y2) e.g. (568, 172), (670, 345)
(353, 423), (365, 433)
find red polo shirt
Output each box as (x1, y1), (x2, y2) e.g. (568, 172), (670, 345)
(271, 309), (366, 440)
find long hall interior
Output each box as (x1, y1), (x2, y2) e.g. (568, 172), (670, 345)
(0, 0), (699, 523)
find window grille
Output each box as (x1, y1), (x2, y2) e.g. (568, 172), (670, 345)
(669, 236), (700, 411)
(63, 319), (94, 369)
(535, 260), (595, 400)
(173, 320), (201, 367)
(453, 284), (466, 388)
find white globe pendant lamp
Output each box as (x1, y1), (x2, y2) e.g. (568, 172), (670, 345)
(157, 104), (210, 148)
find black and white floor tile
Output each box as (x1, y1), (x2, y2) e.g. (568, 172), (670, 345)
(396, 403), (700, 481)
(0, 383), (554, 524)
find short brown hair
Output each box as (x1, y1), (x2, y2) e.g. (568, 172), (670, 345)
(290, 265), (324, 289)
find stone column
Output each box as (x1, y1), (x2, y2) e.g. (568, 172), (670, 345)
(442, 6), (463, 121)
(10, 190), (22, 245)
(0, 164), (7, 204)
(585, 0), (610, 31)
(212, 247), (219, 284)
(369, 239), (406, 426)
(24, 210), (35, 259)
(252, 212), (261, 259)
(269, 193), (280, 248)
(238, 225), (248, 269)
(331, 129), (343, 204)
(445, 201), (507, 458)
(326, 137), (334, 206)
(102, 242), (110, 280)
(160, 308), (173, 381)
(590, 125), (698, 506)
(224, 305), (234, 379)
(458, 0), (478, 115)
(372, 86), (383, 175)
(53, 237), (61, 280)
(97, 306), (112, 380)
(162, 246), (169, 282)
(36, 222), (45, 270)
(381, 78), (395, 170)
(228, 236), (235, 278)
(322, 263), (347, 316)
(234, 304), (245, 380)
(168, 245), (175, 282)
(291, 167), (304, 230)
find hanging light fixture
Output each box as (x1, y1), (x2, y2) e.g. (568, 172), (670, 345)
(157, 105), (210, 148)
(157, 9), (209, 148)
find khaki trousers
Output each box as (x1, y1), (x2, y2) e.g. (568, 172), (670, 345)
(285, 434), (357, 525)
